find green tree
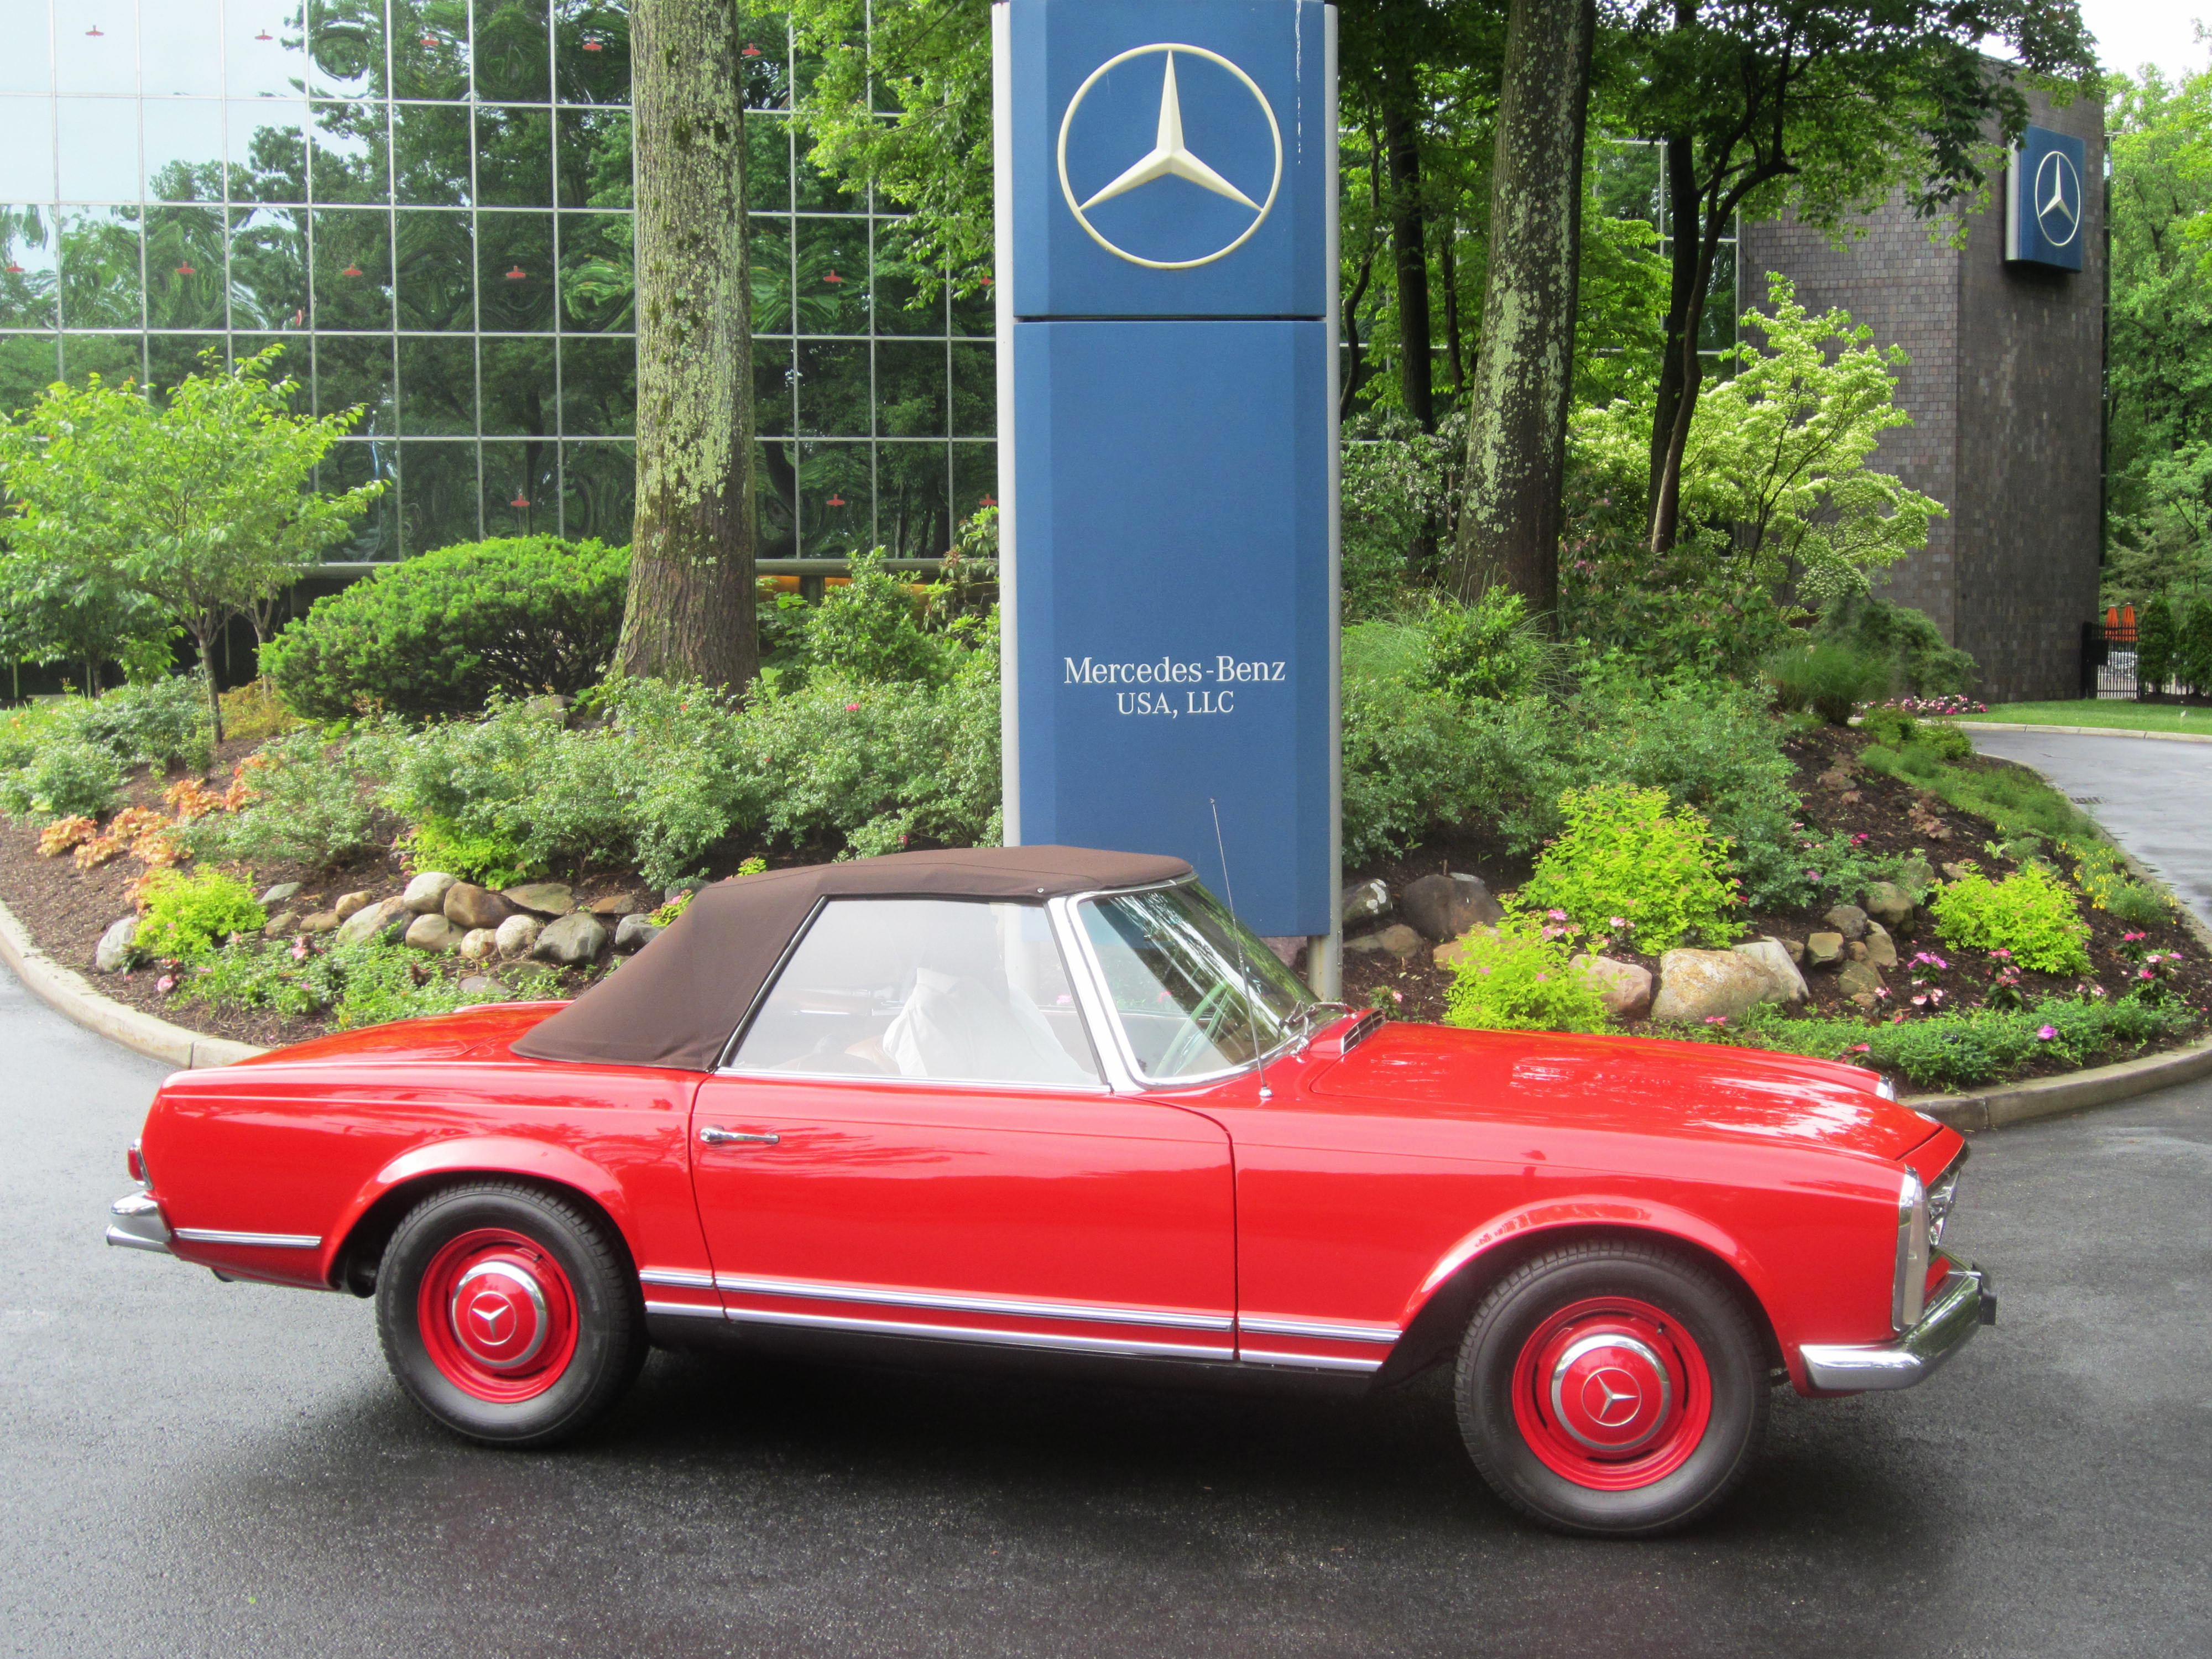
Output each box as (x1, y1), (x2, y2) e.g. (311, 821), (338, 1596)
(0, 347), (382, 740)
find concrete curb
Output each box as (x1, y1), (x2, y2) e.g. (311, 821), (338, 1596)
(1957, 720), (2212, 743)
(1905, 1034), (2212, 1133)
(0, 894), (265, 1070)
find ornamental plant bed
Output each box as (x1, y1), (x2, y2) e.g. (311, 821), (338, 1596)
(1340, 722), (2212, 1087)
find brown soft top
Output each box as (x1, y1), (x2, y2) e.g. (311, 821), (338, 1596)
(510, 845), (1191, 1072)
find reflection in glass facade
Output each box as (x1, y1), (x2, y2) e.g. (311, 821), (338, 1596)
(0, 3), (997, 562)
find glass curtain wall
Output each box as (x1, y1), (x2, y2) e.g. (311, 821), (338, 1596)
(0, 2), (995, 562)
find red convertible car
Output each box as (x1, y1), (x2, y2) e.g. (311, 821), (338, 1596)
(108, 846), (1992, 1536)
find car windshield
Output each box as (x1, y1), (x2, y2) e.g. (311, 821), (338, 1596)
(1077, 882), (1317, 1081)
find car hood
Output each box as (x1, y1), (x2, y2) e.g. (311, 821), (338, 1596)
(1305, 1022), (1940, 1164)
(228, 1001), (571, 1068)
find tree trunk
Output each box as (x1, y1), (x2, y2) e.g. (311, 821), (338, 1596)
(614, 0), (759, 689)
(1646, 132), (1708, 554)
(1383, 101), (1433, 431)
(1445, 0), (1596, 613)
(197, 622), (225, 747)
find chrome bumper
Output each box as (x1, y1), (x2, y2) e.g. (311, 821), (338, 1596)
(1800, 1250), (1995, 1392)
(105, 1191), (174, 1255)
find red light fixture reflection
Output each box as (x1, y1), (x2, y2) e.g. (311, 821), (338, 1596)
(979, 494), (997, 507)
(826, 494), (847, 507)
(341, 263), (364, 277)
(175, 262), (196, 276)
(823, 270), (843, 284)
(511, 494), (530, 508)
(255, 30), (273, 41)
(505, 265), (528, 280)
(742, 43), (762, 58)
(582, 38), (603, 52)
(85, 26), (104, 36)
(4, 263), (23, 275)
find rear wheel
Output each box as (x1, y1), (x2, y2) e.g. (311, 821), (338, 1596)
(375, 1181), (645, 1447)
(1454, 1240), (1768, 1537)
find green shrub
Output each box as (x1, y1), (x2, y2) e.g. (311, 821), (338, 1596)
(135, 869), (267, 960)
(217, 677), (302, 744)
(1417, 587), (1556, 702)
(1860, 743), (2099, 848)
(0, 737), (124, 822)
(800, 547), (948, 685)
(2137, 594), (2177, 695)
(1915, 721), (1973, 761)
(1812, 593), (1978, 697)
(1442, 913), (1611, 1035)
(72, 675), (215, 771)
(2069, 839), (2175, 928)
(183, 728), (380, 867)
(1521, 783), (1744, 951)
(2182, 597), (2212, 698)
(263, 536), (629, 720)
(1340, 677), (1553, 864)
(186, 936), (560, 1026)
(1859, 706), (1918, 746)
(399, 817), (536, 889)
(1342, 620), (1430, 687)
(1761, 641), (1887, 724)
(1929, 863), (2091, 973)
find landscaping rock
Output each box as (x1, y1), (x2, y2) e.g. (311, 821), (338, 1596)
(1781, 937), (1806, 964)
(336, 896), (412, 947)
(458, 927), (499, 962)
(531, 911), (607, 966)
(1822, 904), (1869, 941)
(1838, 959), (1887, 1005)
(298, 910), (342, 936)
(1262, 936), (1305, 969)
(503, 881), (576, 917)
(589, 891), (646, 917)
(494, 914), (542, 958)
(1862, 881), (1914, 930)
(1732, 936), (1809, 1004)
(1806, 931), (1845, 968)
(663, 878), (709, 904)
(1848, 940), (1868, 961)
(262, 911), (299, 937)
(614, 914), (662, 954)
(1864, 921), (1898, 969)
(1432, 925), (1498, 973)
(1942, 861), (1974, 883)
(1344, 931), (1391, 954)
(1571, 954), (1652, 1020)
(258, 881), (300, 908)
(1401, 872), (1504, 942)
(403, 871), (459, 915)
(457, 975), (497, 997)
(332, 890), (373, 922)
(523, 693), (574, 724)
(404, 912), (463, 953)
(1374, 923), (1426, 960)
(1651, 950), (1773, 1024)
(93, 917), (138, 974)
(443, 883), (514, 930)
(1897, 855), (1938, 893)
(1340, 878), (1392, 928)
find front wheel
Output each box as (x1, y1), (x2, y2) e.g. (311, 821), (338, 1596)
(1454, 1240), (1768, 1537)
(375, 1181), (646, 1447)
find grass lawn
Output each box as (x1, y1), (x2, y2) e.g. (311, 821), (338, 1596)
(1955, 700), (2212, 734)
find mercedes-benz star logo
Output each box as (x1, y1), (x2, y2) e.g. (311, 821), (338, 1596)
(1057, 43), (1282, 270)
(469, 1292), (513, 1339)
(1581, 1367), (1643, 1428)
(2035, 148), (2082, 249)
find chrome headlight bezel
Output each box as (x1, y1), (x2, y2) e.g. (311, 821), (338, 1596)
(1893, 1170), (1930, 1332)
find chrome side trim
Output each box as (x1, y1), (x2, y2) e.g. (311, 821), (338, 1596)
(639, 1268), (717, 1290)
(173, 1227), (322, 1249)
(1239, 1314), (1401, 1345)
(644, 1300), (728, 1320)
(721, 1302), (1234, 1360)
(105, 1191), (173, 1255)
(1237, 1348), (1386, 1374)
(1803, 1251), (1991, 1392)
(713, 1272), (1235, 1333)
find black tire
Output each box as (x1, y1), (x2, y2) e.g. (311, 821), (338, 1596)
(375, 1180), (646, 1448)
(1453, 1239), (1768, 1537)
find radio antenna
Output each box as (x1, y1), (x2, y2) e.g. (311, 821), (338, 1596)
(1210, 797), (1271, 1101)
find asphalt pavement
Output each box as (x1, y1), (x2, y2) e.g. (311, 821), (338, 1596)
(4, 957), (2210, 1658)
(1967, 725), (2212, 932)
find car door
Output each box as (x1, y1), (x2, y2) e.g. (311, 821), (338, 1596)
(687, 896), (1237, 1361)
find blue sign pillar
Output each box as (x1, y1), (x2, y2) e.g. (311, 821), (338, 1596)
(2004, 125), (2087, 272)
(994, 0), (1340, 990)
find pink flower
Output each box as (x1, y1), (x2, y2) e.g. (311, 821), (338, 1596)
(2036, 1024), (2058, 1040)
(1847, 1042), (1870, 1053)
(155, 974), (175, 994)
(1704, 1015), (1728, 1026)
(1534, 972), (1549, 983)
(844, 702), (862, 712)
(1609, 916), (1627, 929)
(1547, 909), (1568, 922)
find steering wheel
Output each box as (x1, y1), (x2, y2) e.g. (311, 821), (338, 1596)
(1154, 980), (1243, 1077)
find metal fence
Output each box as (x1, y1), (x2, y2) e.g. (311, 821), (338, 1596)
(2080, 621), (2138, 699)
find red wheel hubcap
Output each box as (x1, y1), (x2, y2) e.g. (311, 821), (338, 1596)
(1510, 1296), (1711, 1490)
(417, 1229), (579, 1402)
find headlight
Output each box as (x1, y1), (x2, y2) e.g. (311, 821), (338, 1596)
(1926, 1151), (1966, 1248)
(1893, 1170), (1929, 1331)
(1875, 1074), (1898, 1101)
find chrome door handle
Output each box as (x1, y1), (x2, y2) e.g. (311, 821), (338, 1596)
(698, 1126), (779, 1146)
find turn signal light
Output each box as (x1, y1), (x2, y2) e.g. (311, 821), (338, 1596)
(127, 1142), (145, 1184)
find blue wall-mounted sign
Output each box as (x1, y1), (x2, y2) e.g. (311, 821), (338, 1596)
(995, 0), (1339, 961)
(2005, 125), (2087, 271)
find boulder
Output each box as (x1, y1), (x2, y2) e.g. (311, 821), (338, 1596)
(1262, 936), (1306, 969)
(1344, 931), (1390, 954)
(332, 890), (373, 922)
(262, 910), (299, 937)
(494, 914), (543, 958)
(614, 914), (663, 954)
(442, 883), (514, 930)
(1897, 855), (1938, 893)
(1822, 904), (1869, 941)
(531, 911), (607, 966)
(93, 916), (138, 974)
(457, 974), (498, 997)
(1941, 861), (1974, 883)
(1571, 954), (1653, 1021)
(335, 896), (412, 947)
(1838, 959), (1887, 1006)
(1651, 950), (1774, 1025)
(1732, 936), (1809, 1004)
(404, 912), (463, 953)
(1401, 872), (1504, 942)
(503, 881), (576, 918)
(458, 927), (499, 962)
(1374, 923), (1425, 960)
(402, 871), (459, 915)
(1781, 937), (1806, 964)
(258, 881), (300, 908)
(1863, 921), (1898, 969)
(298, 910), (342, 936)
(1806, 931), (1845, 968)
(1340, 878), (1392, 928)
(1861, 881), (1914, 930)
(1431, 925), (1498, 973)
(663, 877), (709, 904)
(1848, 941), (1868, 961)
(589, 891), (647, 917)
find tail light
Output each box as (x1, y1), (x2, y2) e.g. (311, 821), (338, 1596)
(127, 1141), (146, 1185)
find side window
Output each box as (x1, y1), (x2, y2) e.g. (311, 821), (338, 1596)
(731, 899), (1102, 1087)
